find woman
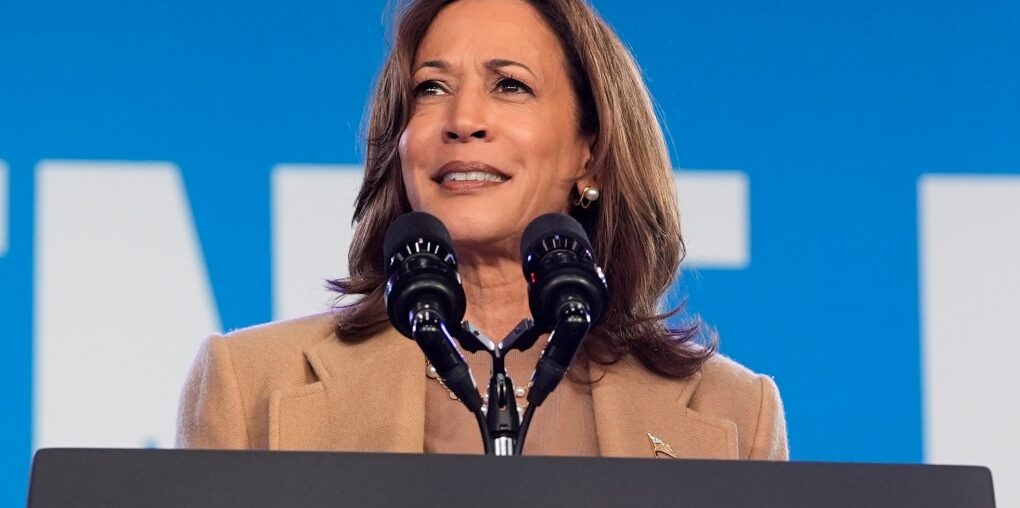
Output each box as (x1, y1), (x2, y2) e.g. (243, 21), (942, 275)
(178, 0), (787, 459)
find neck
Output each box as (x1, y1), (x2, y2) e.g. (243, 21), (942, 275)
(456, 248), (531, 342)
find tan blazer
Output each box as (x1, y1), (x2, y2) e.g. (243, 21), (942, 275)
(176, 312), (788, 460)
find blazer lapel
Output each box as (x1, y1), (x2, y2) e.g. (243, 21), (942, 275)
(590, 356), (739, 459)
(269, 329), (426, 453)
(266, 326), (736, 458)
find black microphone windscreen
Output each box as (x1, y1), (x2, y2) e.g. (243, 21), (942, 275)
(383, 212), (454, 272)
(520, 213), (592, 261)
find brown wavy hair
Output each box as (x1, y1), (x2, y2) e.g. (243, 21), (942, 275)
(329, 0), (715, 379)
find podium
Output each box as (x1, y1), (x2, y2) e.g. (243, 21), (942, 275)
(28, 448), (995, 507)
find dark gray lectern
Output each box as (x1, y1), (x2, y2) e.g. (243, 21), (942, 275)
(28, 448), (995, 507)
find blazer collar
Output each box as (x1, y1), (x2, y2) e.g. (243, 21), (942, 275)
(270, 329), (736, 459)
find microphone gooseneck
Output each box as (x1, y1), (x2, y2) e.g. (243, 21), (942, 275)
(383, 212), (484, 414)
(520, 213), (609, 409)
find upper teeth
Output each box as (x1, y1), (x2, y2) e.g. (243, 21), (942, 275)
(441, 171), (508, 183)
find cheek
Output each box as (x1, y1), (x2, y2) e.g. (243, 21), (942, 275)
(511, 116), (584, 185)
(397, 123), (432, 207)
(398, 120), (421, 171)
(506, 118), (556, 170)
(400, 114), (442, 166)
(397, 131), (414, 189)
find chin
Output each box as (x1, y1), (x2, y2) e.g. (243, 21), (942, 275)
(429, 209), (519, 253)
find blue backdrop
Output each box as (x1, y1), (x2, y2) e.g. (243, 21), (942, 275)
(2, 0), (1018, 504)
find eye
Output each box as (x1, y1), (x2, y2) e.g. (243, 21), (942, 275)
(494, 76), (534, 95)
(413, 80), (448, 97)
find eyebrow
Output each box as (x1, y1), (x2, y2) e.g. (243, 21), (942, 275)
(486, 59), (534, 75)
(415, 58), (535, 75)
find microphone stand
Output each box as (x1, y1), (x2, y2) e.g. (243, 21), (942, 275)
(456, 319), (541, 456)
(484, 347), (519, 455)
(454, 310), (592, 456)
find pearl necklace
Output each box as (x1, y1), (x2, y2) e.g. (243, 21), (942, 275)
(426, 361), (529, 414)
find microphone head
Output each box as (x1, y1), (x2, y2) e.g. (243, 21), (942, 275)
(520, 213), (592, 262)
(384, 211), (456, 276)
(383, 212), (466, 338)
(520, 213), (608, 332)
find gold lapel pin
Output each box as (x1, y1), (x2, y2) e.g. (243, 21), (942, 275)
(647, 433), (678, 459)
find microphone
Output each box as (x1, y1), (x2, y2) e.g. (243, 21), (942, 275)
(383, 212), (483, 412)
(520, 213), (609, 407)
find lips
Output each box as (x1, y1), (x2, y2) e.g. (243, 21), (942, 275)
(433, 161), (511, 184)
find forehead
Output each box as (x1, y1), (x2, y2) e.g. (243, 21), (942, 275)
(414, 0), (565, 72)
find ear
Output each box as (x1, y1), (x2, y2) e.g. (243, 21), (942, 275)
(573, 133), (597, 185)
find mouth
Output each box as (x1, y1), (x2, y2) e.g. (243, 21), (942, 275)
(433, 161), (511, 186)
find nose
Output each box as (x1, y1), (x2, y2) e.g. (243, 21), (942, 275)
(443, 88), (489, 142)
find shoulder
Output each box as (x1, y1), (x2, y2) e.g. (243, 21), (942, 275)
(689, 353), (788, 459)
(215, 311), (340, 358)
(206, 311), (341, 393)
(691, 353), (773, 408)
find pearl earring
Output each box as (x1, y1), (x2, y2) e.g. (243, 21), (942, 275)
(574, 185), (601, 209)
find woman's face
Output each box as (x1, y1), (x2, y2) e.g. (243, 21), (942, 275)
(399, 0), (592, 257)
